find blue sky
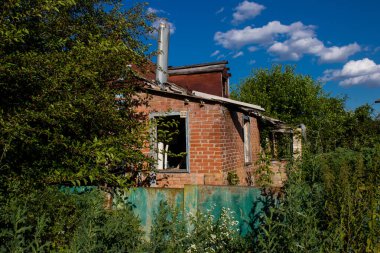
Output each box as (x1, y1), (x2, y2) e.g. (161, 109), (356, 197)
(127, 0), (380, 111)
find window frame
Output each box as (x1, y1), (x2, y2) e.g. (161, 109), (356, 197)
(243, 114), (252, 165)
(149, 111), (190, 173)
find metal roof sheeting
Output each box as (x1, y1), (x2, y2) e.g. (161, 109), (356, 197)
(192, 91), (265, 112)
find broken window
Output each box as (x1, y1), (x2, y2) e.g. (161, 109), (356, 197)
(271, 130), (293, 160)
(150, 112), (188, 171)
(243, 115), (252, 164)
(259, 117), (297, 160)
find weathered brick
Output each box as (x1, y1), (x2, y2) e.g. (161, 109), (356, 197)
(138, 91), (262, 188)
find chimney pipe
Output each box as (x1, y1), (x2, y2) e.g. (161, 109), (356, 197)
(156, 22), (170, 86)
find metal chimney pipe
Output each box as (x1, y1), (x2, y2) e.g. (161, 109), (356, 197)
(156, 22), (170, 85)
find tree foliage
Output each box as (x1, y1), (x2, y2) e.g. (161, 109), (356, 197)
(0, 0), (155, 189)
(232, 65), (380, 153)
(233, 65), (380, 252)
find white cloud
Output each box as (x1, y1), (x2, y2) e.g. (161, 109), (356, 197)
(233, 51), (244, 58)
(268, 37), (359, 63)
(340, 58), (379, 76)
(318, 43), (361, 63)
(249, 59), (256, 64)
(232, 1), (265, 25)
(215, 21), (361, 63)
(216, 7), (224, 15)
(148, 7), (175, 35)
(152, 19), (176, 35)
(339, 73), (380, 86)
(210, 50), (220, 57)
(215, 21), (292, 49)
(322, 58), (380, 87)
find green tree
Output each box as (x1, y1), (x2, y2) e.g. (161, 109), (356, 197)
(0, 0), (155, 189)
(232, 65), (363, 153)
(343, 104), (380, 149)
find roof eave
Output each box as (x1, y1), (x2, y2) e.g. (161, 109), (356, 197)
(192, 91), (265, 112)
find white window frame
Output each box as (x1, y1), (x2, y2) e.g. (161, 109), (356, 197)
(149, 111), (190, 172)
(243, 115), (252, 165)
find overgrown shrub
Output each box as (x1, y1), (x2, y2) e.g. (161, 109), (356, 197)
(256, 146), (380, 252)
(63, 189), (144, 253)
(2, 146), (379, 252)
(146, 201), (186, 252)
(1, 188), (250, 253)
(0, 186), (144, 252)
(0, 184), (83, 252)
(147, 201), (249, 253)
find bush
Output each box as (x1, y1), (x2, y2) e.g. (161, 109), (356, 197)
(63, 189), (144, 253)
(0, 186), (251, 253)
(2, 146), (378, 252)
(147, 201), (249, 253)
(0, 186), (144, 252)
(256, 146), (380, 252)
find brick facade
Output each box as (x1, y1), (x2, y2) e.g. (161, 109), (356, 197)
(169, 72), (225, 97)
(139, 90), (262, 188)
(168, 61), (230, 98)
(220, 109), (260, 185)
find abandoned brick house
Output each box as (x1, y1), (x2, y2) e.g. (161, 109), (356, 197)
(135, 23), (301, 188)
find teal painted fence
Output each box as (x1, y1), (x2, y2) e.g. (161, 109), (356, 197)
(120, 185), (264, 236)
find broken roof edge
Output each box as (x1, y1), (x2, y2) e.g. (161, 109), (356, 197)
(260, 115), (285, 125)
(192, 91), (265, 112)
(133, 74), (265, 113)
(136, 76), (295, 131)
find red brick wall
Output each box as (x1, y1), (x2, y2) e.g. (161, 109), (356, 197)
(220, 109), (261, 186)
(169, 72), (224, 97)
(269, 160), (288, 188)
(138, 91), (261, 188)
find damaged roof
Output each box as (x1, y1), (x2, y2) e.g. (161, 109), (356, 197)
(138, 75), (265, 112)
(192, 91), (264, 111)
(129, 60), (292, 127)
(129, 61), (264, 112)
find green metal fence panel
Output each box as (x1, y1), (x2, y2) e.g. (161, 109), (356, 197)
(123, 185), (263, 236)
(191, 185), (263, 235)
(122, 187), (184, 235)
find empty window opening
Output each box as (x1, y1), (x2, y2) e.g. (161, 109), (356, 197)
(270, 131), (293, 160)
(152, 114), (187, 170)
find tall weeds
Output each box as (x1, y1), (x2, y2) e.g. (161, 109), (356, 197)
(256, 146), (380, 252)
(0, 187), (144, 252)
(1, 146), (379, 252)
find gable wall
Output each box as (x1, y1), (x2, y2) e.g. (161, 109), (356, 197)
(169, 72), (223, 97)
